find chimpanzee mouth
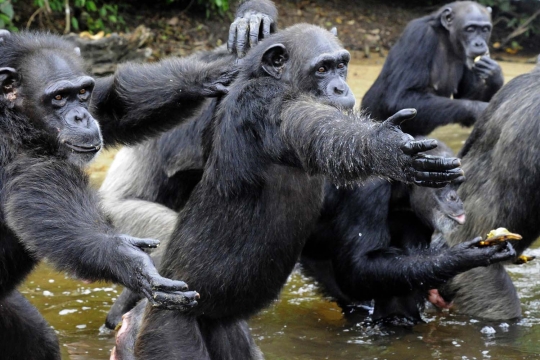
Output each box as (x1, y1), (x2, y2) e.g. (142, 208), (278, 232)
(64, 141), (102, 153)
(448, 213), (466, 225)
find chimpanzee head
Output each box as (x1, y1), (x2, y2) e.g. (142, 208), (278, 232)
(242, 24), (356, 110)
(439, 1), (493, 69)
(0, 32), (102, 167)
(409, 139), (465, 235)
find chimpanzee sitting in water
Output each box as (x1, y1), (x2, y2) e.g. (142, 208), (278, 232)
(0, 31), (234, 360)
(362, 1), (503, 136)
(301, 139), (470, 326)
(439, 59), (540, 320)
(108, 24), (515, 360)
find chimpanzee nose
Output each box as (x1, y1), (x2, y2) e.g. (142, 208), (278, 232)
(67, 108), (91, 127)
(333, 85), (345, 95)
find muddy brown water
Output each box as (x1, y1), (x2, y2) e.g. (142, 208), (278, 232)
(22, 60), (540, 360)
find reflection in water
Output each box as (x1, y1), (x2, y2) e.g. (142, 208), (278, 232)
(22, 59), (539, 359)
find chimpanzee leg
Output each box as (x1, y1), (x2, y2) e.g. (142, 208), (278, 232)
(199, 317), (263, 360)
(0, 291), (60, 360)
(135, 308), (211, 360)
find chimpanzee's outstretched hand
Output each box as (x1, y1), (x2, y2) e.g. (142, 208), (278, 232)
(381, 108), (463, 187)
(117, 235), (199, 310)
(228, 2), (277, 58)
(447, 237), (516, 270)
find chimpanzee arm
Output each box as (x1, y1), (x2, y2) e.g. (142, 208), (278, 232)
(91, 55), (236, 146)
(386, 91), (488, 136)
(2, 156), (198, 311)
(280, 98), (463, 187)
(332, 228), (516, 299)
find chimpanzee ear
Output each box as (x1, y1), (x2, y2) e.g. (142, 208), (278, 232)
(486, 6), (492, 14)
(440, 7), (454, 31)
(261, 43), (289, 79)
(330, 27), (338, 37)
(0, 67), (19, 103)
(0, 29), (10, 44)
(74, 47), (81, 56)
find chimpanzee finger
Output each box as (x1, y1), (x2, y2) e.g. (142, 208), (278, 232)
(262, 15), (272, 38)
(236, 18), (249, 58)
(148, 291), (199, 310)
(227, 20), (239, 53)
(122, 236), (160, 249)
(460, 236), (484, 249)
(249, 14), (262, 48)
(401, 139), (437, 155)
(383, 108), (417, 128)
(413, 169), (464, 182)
(412, 155), (461, 171)
(412, 180), (448, 188)
(490, 242), (516, 263)
(149, 276), (189, 292)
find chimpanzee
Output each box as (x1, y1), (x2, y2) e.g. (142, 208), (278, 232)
(0, 31), (235, 359)
(438, 61), (540, 320)
(109, 24), (513, 359)
(300, 139), (471, 325)
(99, 0), (278, 243)
(362, 1), (503, 136)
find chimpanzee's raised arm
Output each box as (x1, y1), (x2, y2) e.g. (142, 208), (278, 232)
(91, 55), (237, 146)
(3, 157), (198, 311)
(280, 99), (463, 187)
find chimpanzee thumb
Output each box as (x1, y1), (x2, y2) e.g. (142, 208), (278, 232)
(383, 108), (417, 128)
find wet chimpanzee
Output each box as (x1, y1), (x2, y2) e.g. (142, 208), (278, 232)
(0, 31), (234, 359)
(300, 140), (473, 325)
(362, 1), (503, 136)
(109, 24), (513, 359)
(439, 61), (540, 320)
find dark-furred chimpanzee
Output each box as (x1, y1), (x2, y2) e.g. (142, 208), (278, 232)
(362, 1), (503, 136)
(439, 61), (540, 320)
(300, 139), (472, 326)
(99, 0), (278, 244)
(111, 24), (513, 360)
(0, 31), (234, 359)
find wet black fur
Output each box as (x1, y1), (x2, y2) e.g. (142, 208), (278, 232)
(128, 24), (457, 359)
(441, 64), (540, 320)
(0, 32), (230, 359)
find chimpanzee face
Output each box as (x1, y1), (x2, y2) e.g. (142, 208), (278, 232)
(0, 50), (102, 167)
(307, 50), (355, 110)
(259, 26), (356, 110)
(441, 2), (492, 69)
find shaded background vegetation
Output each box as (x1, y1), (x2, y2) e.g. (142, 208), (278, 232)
(0, 0), (538, 57)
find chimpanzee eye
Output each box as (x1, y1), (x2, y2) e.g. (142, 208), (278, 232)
(337, 63), (345, 69)
(465, 26), (475, 33)
(318, 66), (326, 73)
(482, 26), (490, 33)
(79, 89), (86, 94)
(54, 94), (62, 101)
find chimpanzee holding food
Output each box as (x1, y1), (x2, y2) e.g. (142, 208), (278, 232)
(362, 1), (503, 136)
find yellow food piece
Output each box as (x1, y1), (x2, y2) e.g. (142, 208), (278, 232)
(515, 255), (535, 265)
(477, 228), (522, 246)
(474, 56), (482, 63)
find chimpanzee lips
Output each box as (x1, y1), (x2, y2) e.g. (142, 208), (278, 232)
(64, 141), (102, 153)
(448, 213), (466, 225)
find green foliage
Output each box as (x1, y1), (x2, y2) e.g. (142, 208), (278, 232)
(33, 0), (125, 33)
(0, 0), (16, 30)
(166, 0), (230, 17)
(478, 0), (540, 47)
